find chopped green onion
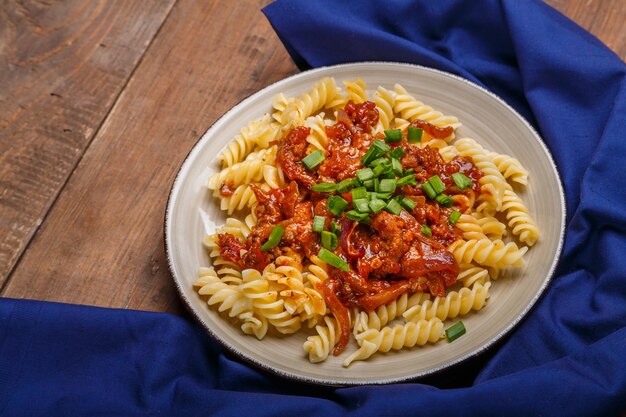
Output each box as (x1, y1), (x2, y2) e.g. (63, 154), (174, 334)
(421, 181), (437, 198)
(384, 129), (402, 143)
(449, 210), (462, 224)
(400, 197), (417, 211)
(312, 216), (326, 232)
(389, 147), (405, 159)
(379, 178), (397, 194)
(361, 140), (391, 165)
(351, 187), (368, 201)
(374, 178), (380, 192)
(337, 178), (359, 193)
(445, 321), (466, 342)
(407, 127), (423, 144)
(391, 158), (403, 176)
(360, 147), (381, 166)
(301, 150), (325, 170)
(403, 168), (415, 176)
(318, 248), (350, 272)
(369, 198), (387, 214)
(369, 192), (392, 200)
(385, 199), (402, 215)
(357, 168), (375, 182)
(330, 221), (340, 234)
(328, 195), (349, 216)
(369, 157), (388, 167)
(372, 163), (388, 177)
(345, 210), (370, 222)
(435, 193), (453, 207)
(363, 179), (375, 190)
(321, 231), (338, 250)
(451, 172), (473, 190)
(421, 225), (432, 237)
(260, 225), (285, 251)
(353, 198), (371, 213)
(371, 139), (391, 153)
(428, 175), (446, 195)
(397, 174), (418, 187)
(311, 182), (337, 193)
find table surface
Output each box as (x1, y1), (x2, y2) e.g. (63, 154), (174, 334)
(1, 0), (624, 339)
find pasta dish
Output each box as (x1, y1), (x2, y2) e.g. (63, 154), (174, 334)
(194, 78), (539, 366)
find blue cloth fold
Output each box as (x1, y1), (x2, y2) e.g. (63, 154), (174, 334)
(2, 0), (626, 416)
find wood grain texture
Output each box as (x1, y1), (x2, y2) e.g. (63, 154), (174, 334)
(545, 0), (626, 61)
(1, 0), (623, 316)
(0, 0), (176, 287)
(1, 0), (298, 313)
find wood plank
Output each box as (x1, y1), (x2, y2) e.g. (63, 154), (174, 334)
(0, 0), (176, 286)
(3, 0), (623, 315)
(546, 0), (626, 61)
(1, 0), (298, 313)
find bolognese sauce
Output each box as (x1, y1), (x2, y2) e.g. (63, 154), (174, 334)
(217, 101), (483, 355)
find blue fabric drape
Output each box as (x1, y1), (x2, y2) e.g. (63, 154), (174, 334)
(1, 1), (625, 416)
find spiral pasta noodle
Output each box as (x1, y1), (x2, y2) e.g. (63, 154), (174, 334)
(448, 238), (528, 268)
(455, 138), (506, 213)
(344, 318), (444, 366)
(502, 185), (540, 246)
(402, 282), (491, 323)
(393, 84), (461, 133)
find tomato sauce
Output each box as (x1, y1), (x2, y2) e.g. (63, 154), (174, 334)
(218, 101), (483, 355)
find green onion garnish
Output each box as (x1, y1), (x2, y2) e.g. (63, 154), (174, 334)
(385, 199), (402, 215)
(371, 139), (391, 153)
(379, 178), (397, 194)
(301, 150), (325, 170)
(368, 198), (387, 214)
(330, 221), (340, 234)
(260, 225), (285, 251)
(351, 187), (368, 201)
(363, 179), (375, 190)
(449, 209), (462, 224)
(357, 168), (375, 182)
(435, 193), (453, 207)
(321, 231), (338, 250)
(373, 178), (380, 192)
(403, 168), (415, 176)
(337, 178), (359, 193)
(428, 175), (446, 195)
(369, 157), (388, 167)
(311, 182), (337, 193)
(421, 225), (432, 237)
(445, 321), (466, 342)
(370, 192), (392, 200)
(421, 181), (437, 199)
(400, 197), (417, 211)
(407, 127), (423, 144)
(389, 147), (405, 159)
(391, 158), (403, 176)
(328, 195), (349, 216)
(318, 248), (350, 271)
(397, 174), (418, 187)
(345, 210), (370, 222)
(353, 198), (371, 213)
(312, 216), (326, 232)
(451, 172), (473, 190)
(372, 163), (388, 177)
(384, 129), (403, 143)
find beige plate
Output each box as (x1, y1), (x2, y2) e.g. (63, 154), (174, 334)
(165, 62), (565, 386)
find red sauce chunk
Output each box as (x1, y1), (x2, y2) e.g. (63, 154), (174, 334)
(217, 101), (484, 355)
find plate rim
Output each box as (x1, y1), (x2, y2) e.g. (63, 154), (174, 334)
(164, 61), (566, 386)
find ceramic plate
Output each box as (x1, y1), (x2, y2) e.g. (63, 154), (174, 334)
(165, 62), (565, 385)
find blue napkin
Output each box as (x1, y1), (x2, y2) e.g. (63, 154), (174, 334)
(2, 0), (626, 416)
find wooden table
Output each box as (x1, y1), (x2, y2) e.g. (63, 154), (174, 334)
(1, 1), (625, 313)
